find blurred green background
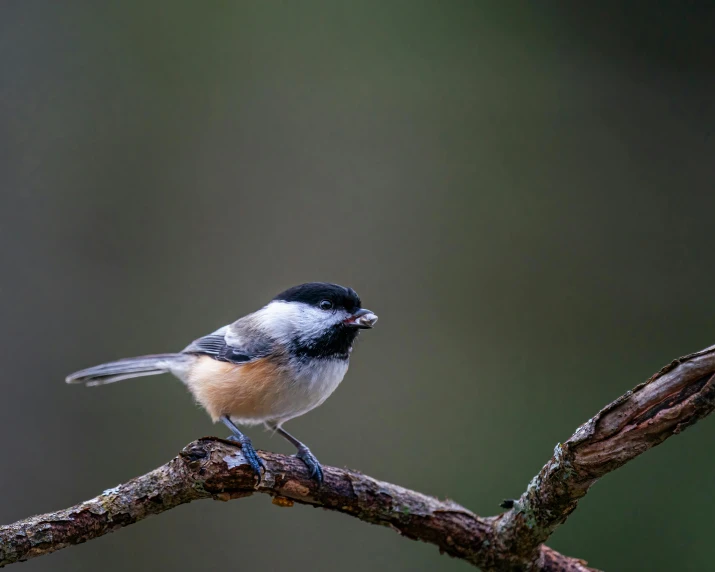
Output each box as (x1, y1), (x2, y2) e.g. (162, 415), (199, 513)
(1, 1), (714, 570)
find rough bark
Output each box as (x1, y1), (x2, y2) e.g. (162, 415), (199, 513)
(493, 344), (715, 566)
(3, 344), (715, 570)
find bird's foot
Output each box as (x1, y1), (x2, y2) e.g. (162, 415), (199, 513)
(226, 434), (266, 483)
(296, 445), (324, 484)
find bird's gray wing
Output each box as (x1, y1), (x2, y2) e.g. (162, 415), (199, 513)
(182, 325), (271, 365)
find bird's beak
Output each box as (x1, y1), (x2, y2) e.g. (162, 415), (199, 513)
(344, 308), (378, 329)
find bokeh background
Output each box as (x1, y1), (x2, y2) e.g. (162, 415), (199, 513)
(1, 2), (714, 570)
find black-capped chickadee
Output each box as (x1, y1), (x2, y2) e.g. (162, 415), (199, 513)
(66, 282), (378, 483)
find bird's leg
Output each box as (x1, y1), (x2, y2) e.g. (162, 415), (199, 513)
(221, 415), (265, 482)
(267, 422), (323, 483)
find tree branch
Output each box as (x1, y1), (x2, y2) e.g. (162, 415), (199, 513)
(493, 344), (715, 565)
(3, 344), (715, 570)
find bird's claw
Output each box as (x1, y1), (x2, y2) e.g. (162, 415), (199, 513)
(226, 435), (265, 482)
(296, 446), (324, 484)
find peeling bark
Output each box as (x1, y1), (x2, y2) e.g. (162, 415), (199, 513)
(494, 345), (715, 565)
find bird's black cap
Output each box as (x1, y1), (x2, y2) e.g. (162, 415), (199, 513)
(273, 282), (362, 313)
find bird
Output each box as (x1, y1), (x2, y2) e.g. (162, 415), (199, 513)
(66, 282), (378, 483)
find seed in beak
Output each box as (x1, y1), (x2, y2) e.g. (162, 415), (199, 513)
(347, 309), (378, 329)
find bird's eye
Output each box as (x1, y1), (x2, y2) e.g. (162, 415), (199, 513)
(319, 300), (333, 310)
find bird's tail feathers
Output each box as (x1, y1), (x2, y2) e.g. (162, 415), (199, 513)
(65, 353), (186, 387)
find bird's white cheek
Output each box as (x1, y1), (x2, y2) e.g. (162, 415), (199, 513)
(254, 301), (303, 339)
(295, 309), (348, 343)
(253, 301), (349, 346)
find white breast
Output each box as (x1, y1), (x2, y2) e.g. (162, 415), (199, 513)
(272, 358), (349, 424)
